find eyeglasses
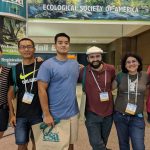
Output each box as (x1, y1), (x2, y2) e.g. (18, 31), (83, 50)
(126, 60), (137, 65)
(19, 45), (34, 50)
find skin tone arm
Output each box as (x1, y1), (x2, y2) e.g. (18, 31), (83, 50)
(7, 86), (16, 127)
(112, 80), (118, 90)
(38, 80), (54, 126)
(79, 64), (84, 70)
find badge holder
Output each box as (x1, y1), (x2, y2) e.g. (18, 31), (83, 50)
(125, 103), (137, 115)
(22, 92), (34, 104)
(100, 92), (109, 102)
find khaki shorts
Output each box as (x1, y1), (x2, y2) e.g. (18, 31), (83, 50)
(68, 114), (79, 144)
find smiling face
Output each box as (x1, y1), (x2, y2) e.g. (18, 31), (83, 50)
(87, 53), (103, 69)
(55, 36), (70, 55)
(18, 40), (35, 59)
(125, 56), (139, 74)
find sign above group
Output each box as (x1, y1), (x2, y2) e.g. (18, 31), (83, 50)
(28, 0), (150, 22)
(0, 0), (26, 20)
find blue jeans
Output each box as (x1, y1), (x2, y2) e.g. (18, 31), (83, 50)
(15, 117), (42, 145)
(85, 111), (113, 150)
(113, 111), (145, 150)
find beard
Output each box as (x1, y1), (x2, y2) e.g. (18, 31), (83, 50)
(89, 60), (103, 69)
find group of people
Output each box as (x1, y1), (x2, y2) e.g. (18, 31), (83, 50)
(0, 32), (150, 150)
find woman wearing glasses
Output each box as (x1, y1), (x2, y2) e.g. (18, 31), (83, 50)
(113, 52), (150, 150)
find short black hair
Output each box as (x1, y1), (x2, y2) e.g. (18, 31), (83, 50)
(18, 38), (35, 48)
(54, 33), (70, 44)
(121, 52), (143, 73)
(0, 46), (2, 53)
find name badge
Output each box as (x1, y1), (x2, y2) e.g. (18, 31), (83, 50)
(125, 103), (137, 115)
(100, 92), (109, 102)
(22, 92), (34, 104)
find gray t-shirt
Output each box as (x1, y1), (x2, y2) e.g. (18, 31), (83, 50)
(115, 71), (149, 114)
(37, 57), (79, 119)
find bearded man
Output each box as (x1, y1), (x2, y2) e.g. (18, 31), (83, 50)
(79, 46), (115, 150)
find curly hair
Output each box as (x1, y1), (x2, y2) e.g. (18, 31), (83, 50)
(121, 52), (143, 73)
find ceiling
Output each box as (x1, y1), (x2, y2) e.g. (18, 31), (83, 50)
(27, 21), (150, 44)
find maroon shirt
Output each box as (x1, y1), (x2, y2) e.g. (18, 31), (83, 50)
(80, 63), (115, 117)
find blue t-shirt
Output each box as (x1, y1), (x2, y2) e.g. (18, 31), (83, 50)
(37, 57), (79, 119)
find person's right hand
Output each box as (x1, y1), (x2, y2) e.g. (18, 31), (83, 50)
(10, 115), (16, 128)
(43, 115), (54, 127)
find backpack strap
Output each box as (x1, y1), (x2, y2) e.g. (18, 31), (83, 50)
(12, 66), (17, 95)
(82, 67), (86, 92)
(116, 71), (124, 85)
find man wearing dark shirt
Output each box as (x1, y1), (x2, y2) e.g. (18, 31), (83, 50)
(8, 38), (42, 150)
(79, 46), (115, 150)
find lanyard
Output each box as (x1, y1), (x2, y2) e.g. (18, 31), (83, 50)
(128, 74), (138, 104)
(22, 60), (36, 93)
(91, 70), (107, 92)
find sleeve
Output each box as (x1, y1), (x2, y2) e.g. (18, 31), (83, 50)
(111, 65), (116, 81)
(146, 66), (150, 85)
(37, 62), (51, 83)
(146, 71), (150, 115)
(147, 73), (150, 86)
(78, 67), (84, 83)
(147, 66), (150, 75)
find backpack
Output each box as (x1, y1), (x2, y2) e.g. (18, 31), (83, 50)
(116, 71), (125, 85)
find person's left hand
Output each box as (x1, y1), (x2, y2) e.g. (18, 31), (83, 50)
(79, 64), (84, 70)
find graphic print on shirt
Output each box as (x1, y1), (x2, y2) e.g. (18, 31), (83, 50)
(129, 78), (138, 92)
(20, 69), (38, 79)
(20, 69), (39, 84)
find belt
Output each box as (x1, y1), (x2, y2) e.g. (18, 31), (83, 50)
(115, 111), (143, 118)
(0, 104), (8, 109)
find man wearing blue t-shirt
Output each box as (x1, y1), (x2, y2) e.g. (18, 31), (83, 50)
(37, 33), (79, 150)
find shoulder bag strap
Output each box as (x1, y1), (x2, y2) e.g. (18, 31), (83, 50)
(12, 66), (17, 95)
(82, 67), (86, 92)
